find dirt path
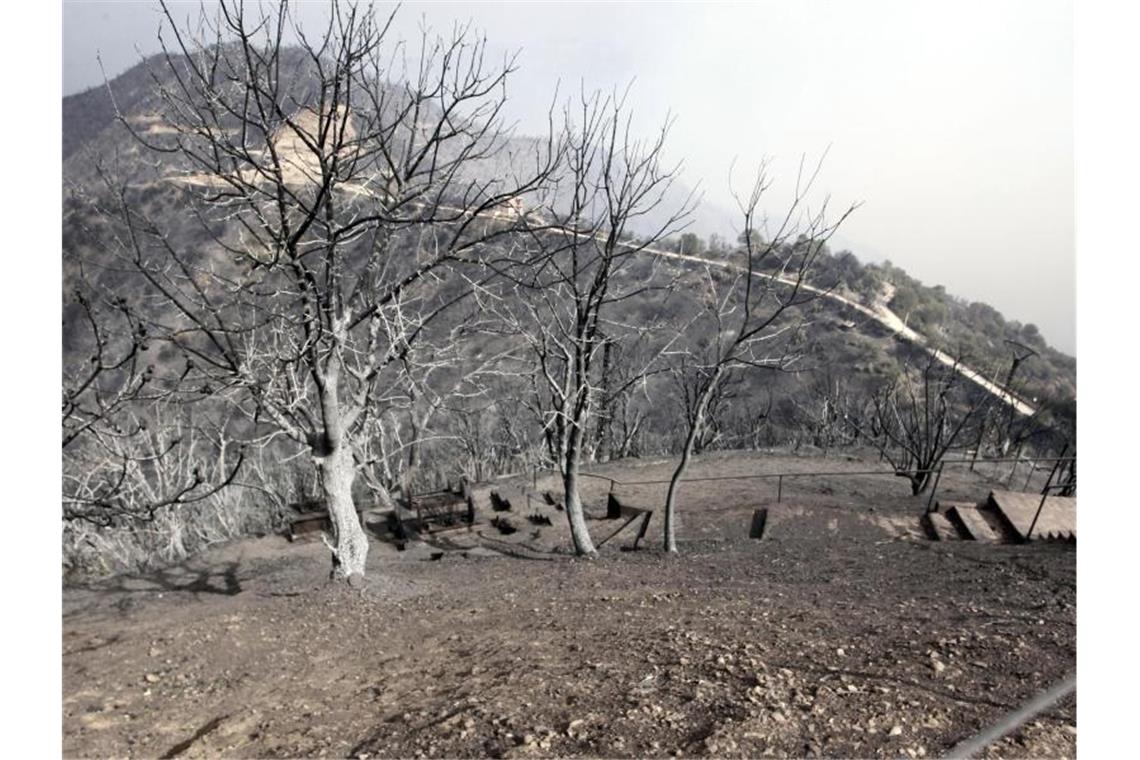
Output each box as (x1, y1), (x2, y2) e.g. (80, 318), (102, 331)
(64, 450), (1074, 759)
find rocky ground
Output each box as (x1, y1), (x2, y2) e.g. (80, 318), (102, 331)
(63, 449), (1076, 758)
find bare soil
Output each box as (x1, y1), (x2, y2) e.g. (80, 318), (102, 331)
(63, 449), (1076, 759)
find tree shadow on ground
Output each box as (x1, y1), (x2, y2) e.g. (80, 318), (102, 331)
(65, 560), (244, 620)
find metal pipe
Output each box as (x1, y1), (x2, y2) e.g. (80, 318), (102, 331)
(942, 673), (1075, 759)
(926, 461), (945, 513)
(1039, 443), (1069, 496)
(1026, 482), (1071, 541)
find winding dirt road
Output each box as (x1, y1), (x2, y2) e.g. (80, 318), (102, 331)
(162, 168), (1037, 417)
(642, 247), (1037, 417)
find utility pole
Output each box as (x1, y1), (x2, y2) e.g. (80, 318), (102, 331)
(999, 339), (1038, 460)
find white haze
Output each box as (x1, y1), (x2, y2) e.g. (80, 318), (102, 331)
(64, 1), (1075, 353)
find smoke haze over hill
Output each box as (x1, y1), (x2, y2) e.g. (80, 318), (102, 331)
(64, 1), (1075, 353)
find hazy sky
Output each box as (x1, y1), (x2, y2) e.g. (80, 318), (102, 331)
(63, 1), (1075, 353)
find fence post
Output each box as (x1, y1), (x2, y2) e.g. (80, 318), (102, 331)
(1025, 489), (1051, 543)
(1005, 443), (1025, 487)
(777, 475), (783, 503)
(1023, 459), (1036, 491)
(1040, 445), (1069, 496)
(925, 461), (946, 513)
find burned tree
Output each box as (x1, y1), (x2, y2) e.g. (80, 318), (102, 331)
(355, 329), (521, 502)
(83, 0), (558, 580)
(661, 160), (856, 553)
(492, 90), (692, 556)
(62, 288), (243, 527)
(791, 368), (862, 453)
(589, 335), (668, 462)
(862, 353), (993, 495)
(669, 355), (745, 456)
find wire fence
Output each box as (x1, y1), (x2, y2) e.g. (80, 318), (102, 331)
(579, 455), (1076, 510)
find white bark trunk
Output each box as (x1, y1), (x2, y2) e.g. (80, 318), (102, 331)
(314, 359), (369, 582)
(563, 466), (597, 557)
(664, 369), (721, 554)
(562, 417), (597, 556)
(321, 442), (369, 581)
(662, 445), (692, 554)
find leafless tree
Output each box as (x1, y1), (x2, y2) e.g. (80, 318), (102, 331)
(860, 352), (993, 495)
(489, 89), (693, 556)
(588, 335), (672, 462)
(63, 288), (245, 527)
(791, 368), (861, 453)
(87, 0), (559, 581)
(719, 393), (775, 451)
(661, 160), (856, 553)
(669, 355), (744, 455)
(356, 325), (521, 500)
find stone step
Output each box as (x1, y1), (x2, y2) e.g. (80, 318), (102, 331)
(935, 500), (978, 515)
(947, 504), (1000, 542)
(987, 490), (1077, 542)
(923, 511), (962, 541)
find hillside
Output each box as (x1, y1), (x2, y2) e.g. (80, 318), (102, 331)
(63, 448), (1076, 759)
(648, 234), (1075, 407)
(62, 50), (1076, 503)
(62, 20), (1077, 760)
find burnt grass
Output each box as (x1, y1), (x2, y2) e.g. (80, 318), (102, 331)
(63, 449), (1075, 759)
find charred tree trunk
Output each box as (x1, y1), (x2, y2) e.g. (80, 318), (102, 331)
(592, 337), (614, 463)
(909, 469), (934, 495)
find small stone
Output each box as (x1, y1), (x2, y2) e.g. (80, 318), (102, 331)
(889, 725), (903, 736)
(143, 673), (160, 684)
(931, 659), (946, 675)
(836, 648), (846, 657)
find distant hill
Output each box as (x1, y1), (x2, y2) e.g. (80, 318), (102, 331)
(63, 51), (1076, 459)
